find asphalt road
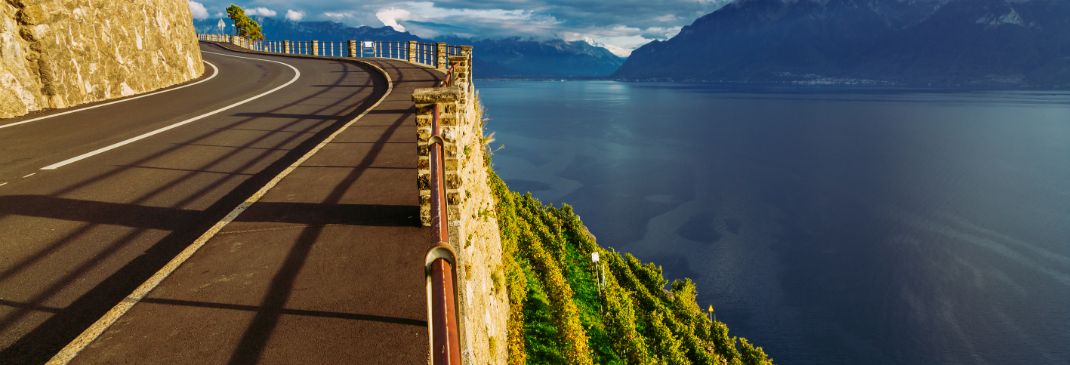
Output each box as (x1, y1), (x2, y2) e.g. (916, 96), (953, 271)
(69, 56), (443, 365)
(0, 43), (402, 363)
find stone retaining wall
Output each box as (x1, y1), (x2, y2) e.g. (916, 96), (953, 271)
(0, 0), (203, 118)
(414, 51), (510, 364)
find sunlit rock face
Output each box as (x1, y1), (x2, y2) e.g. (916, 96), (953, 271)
(0, 0), (203, 118)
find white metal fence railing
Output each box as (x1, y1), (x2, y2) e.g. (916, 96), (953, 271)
(198, 34), (460, 69)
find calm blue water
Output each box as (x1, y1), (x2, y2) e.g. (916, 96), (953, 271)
(479, 80), (1070, 365)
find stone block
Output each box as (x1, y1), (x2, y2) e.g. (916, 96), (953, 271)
(412, 86), (462, 104)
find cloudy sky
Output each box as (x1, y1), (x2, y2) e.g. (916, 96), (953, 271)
(187, 0), (733, 56)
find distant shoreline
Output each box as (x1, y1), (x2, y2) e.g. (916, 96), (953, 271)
(477, 78), (1070, 92)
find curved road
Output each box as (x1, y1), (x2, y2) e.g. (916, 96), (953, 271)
(0, 43), (438, 363)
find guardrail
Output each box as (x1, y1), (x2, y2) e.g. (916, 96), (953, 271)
(425, 64), (461, 365)
(197, 34), (455, 70)
(199, 32), (469, 364)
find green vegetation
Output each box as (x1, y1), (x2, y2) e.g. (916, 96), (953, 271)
(491, 171), (773, 365)
(225, 4), (264, 41)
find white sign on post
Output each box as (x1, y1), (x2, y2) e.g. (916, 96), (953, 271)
(363, 41), (374, 48)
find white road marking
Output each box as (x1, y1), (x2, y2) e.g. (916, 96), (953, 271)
(0, 61), (220, 130)
(22, 173), (35, 178)
(41, 52), (300, 170)
(47, 58), (394, 365)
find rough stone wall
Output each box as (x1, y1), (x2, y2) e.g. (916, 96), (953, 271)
(0, 0), (204, 118)
(414, 52), (510, 364)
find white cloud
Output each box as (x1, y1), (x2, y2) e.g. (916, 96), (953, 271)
(245, 7), (277, 17)
(376, 8), (411, 32)
(285, 9), (306, 21)
(188, 1), (209, 20)
(190, 0), (735, 54)
(372, 2), (559, 38)
(561, 24), (681, 56)
(324, 11), (358, 20)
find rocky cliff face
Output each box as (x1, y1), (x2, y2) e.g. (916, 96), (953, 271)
(1, 0), (203, 119)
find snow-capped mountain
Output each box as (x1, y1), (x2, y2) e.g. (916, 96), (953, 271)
(616, 0), (1070, 87)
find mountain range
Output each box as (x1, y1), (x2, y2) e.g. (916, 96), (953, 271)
(616, 0), (1070, 88)
(194, 18), (624, 79)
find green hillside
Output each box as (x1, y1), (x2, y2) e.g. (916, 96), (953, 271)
(490, 170), (773, 365)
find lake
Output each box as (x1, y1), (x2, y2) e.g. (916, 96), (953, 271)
(478, 80), (1070, 365)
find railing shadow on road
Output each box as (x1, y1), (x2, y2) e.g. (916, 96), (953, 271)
(0, 196), (420, 228)
(231, 112), (350, 120)
(225, 98), (419, 365)
(0, 57), (388, 364)
(139, 297), (427, 326)
(202, 36), (471, 364)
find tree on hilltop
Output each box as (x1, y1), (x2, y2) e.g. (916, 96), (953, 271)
(225, 4), (264, 41)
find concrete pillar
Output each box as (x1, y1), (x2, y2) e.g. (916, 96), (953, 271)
(283, 40), (291, 54)
(311, 40), (320, 56)
(348, 40), (357, 58)
(436, 43), (448, 71)
(408, 41), (417, 64)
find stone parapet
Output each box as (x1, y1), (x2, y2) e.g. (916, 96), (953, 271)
(412, 50), (506, 363)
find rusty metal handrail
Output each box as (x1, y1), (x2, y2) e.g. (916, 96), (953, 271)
(441, 64), (455, 87)
(425, 76), (461, 364)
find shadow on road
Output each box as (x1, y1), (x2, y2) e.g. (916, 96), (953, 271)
(0, 52), (390, 364)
